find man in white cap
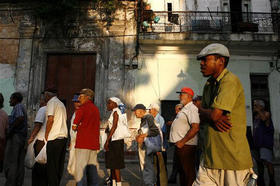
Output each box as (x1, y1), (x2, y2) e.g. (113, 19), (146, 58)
(148, 103), (168, 185)
(148, 103), (167, 158)
(193, 43), (253, 185)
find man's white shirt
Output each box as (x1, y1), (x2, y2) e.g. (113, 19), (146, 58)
(35, 106), (47, 141)
(169, 101), (200, 145)
(46, 96), (68, 141)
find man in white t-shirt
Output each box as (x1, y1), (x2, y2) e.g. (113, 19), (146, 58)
(44, 89), (68, 186)
(28, 93), (48, 186)
(169, 87), (200, 186)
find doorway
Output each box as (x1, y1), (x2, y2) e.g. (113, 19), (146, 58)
(45, 54), (96, 121)
(250, 74), (271, 112)
(230, 0), (243, 32)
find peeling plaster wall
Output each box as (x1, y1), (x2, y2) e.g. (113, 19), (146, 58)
(0, 9), (20, 114)
(251, 0), (271, 12)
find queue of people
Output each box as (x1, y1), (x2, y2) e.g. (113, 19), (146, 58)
(0, 43), (276, 186)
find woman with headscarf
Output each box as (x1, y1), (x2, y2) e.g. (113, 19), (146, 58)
(105, 97), (126, 186)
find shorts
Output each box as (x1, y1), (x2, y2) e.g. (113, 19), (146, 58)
(105, 139), (125, 169)
(260, 147), (273, 163)
(193, 161), (253, 186)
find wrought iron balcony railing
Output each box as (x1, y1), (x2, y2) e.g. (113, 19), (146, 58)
(140, 11), (280, 34)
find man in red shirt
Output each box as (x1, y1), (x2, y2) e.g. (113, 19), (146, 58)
(72, 88), (100, 186)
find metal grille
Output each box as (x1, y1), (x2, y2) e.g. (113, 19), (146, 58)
(140, 11), (280, 34)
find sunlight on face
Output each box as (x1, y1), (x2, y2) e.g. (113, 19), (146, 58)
(134, 109), (145, 118)
(78, 94), (89, 105)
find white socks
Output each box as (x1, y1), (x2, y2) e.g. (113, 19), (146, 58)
(112, 179), (122, 186)
(112, 180), (116, 185)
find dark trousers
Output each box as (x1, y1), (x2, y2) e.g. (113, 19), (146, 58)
(176, 145), (197, 186)
(4, 134), (25, 186)
(32, 139), (47, 186)
(46, 138), (67, 186)
(32, 163), (47, 186)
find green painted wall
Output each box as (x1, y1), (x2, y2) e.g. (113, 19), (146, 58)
(0, 77), (15, 114)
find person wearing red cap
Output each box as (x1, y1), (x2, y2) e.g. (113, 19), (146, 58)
(169, 87), (200, 186)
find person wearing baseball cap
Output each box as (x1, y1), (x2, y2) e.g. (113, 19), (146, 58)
(67, 93), (80, 178)
(132, 103), (161, 186)
(193, 44), (253, 185)
(169, 87), (199, 186)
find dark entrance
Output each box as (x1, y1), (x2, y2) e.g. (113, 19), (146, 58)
(161, 100), (180, 122)
(45, 54), (96, 121)
(230, 0), (243, 32)
(250, 74), (271, 112)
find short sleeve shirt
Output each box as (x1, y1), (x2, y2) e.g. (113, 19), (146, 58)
(155, 114), (165, 133)
(74, 100), (100, 150)
(46, 97), (68, 141)
(201, 68), (253, 170)
(8, 103), (27, 138)
(35, 106), (47, 140)
(169, 102), (200, 145)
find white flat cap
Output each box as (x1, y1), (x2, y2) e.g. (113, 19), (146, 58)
(197, 43), (230, 60)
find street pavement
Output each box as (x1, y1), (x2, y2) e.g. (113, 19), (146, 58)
(1, 147), (279, 186)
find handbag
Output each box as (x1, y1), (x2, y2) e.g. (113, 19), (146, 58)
(141, 121), (162, 155)
(145, 135), (162, 155)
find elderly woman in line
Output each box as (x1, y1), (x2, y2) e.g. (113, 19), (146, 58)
(105, 97), (126, 186)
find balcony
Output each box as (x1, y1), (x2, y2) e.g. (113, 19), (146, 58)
(140, 11), (280, 34)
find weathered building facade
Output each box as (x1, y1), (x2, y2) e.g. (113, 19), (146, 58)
(0, 1), (140, 149)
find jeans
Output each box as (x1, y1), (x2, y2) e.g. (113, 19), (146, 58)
(4, 134), (25, 186)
